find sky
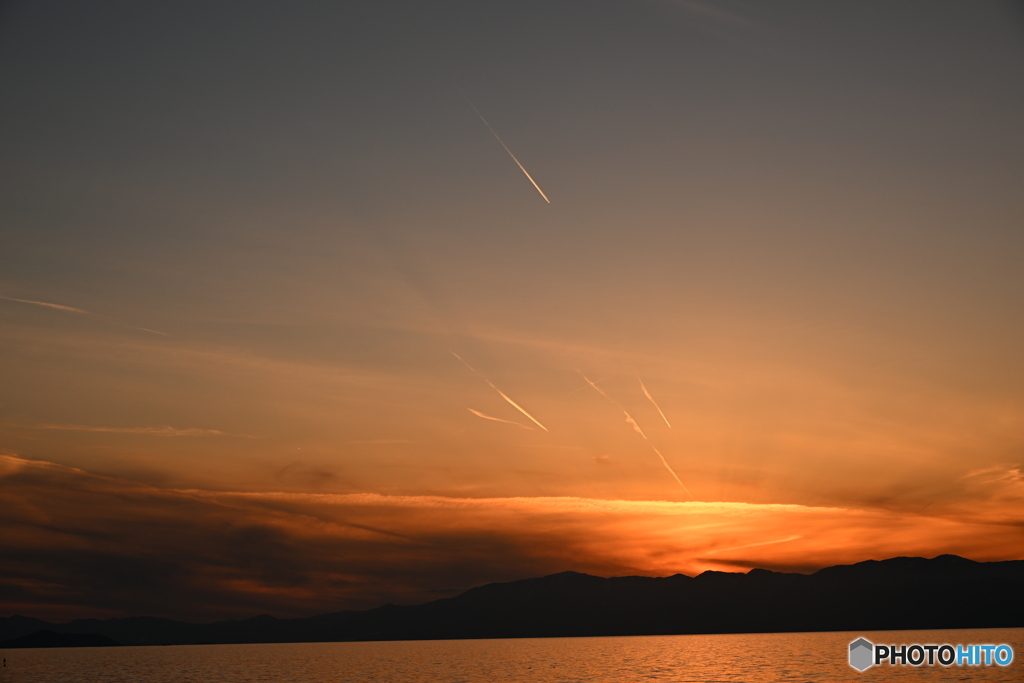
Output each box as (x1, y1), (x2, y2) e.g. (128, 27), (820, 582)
(1, 0), (1023, 622)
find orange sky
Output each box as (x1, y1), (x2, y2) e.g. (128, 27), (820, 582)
(2, 451), (1022, 621)
(1, 1), (1022, 621)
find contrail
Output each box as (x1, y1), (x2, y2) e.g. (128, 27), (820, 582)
(16, 423), (253, 437)
(578, 371), (693, 499)
(0, 295), (166, 335)
(459, 91), (550, 203)
(707, 535), (802, 555)
(451, 352), (549, 432)
(0, 295), (89, 314)
(467, 408), (532, 430)
(639, 376), (672, 428)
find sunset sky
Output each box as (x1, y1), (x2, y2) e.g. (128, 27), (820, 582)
(2, 0), (1023, 622)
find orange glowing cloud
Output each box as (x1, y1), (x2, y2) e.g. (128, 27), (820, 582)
(2, 453), (1021, 621)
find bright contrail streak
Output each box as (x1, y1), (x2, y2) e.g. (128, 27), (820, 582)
(578, 371), (693, 499)
(467, 408), (532, 430)
(460, 93), (550, 203)
(451, 352), (549, 432)
(639, 377), (672, 428)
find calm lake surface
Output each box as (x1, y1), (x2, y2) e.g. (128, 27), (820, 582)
(2, 628), (1021, 682)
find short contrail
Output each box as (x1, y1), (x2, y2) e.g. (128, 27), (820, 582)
(578, 371), (693, 499)
(467, 408), (532, 430)
(639, 377), (672, 428)
(459, 91), (550, 203)
(0, 295), (166, 335)
(0, 295), (89, 314)
(707, 535), (802, 555)
(17, 423), (252, 437)
(451, 352), (549, 432)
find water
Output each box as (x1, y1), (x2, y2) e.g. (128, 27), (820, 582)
(1, 628), (1021, 682)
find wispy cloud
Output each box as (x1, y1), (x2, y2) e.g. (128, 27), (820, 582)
(178, 489), (828, 515)
(3, 453), (1023, 622)
(961, 465), (1024, 483)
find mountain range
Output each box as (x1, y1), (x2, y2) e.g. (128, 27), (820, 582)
(2, 554), (1021, 647)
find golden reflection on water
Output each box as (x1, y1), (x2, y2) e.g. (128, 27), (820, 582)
(2, 628), (1021, 682)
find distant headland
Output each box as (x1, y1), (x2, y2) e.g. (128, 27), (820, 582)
(2, 555), (1021, 648)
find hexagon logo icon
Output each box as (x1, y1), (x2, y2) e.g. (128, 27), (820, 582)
(849, 637), (874, 671)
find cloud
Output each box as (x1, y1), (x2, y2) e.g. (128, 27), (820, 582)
(962, 464), (1024, 484)
(1, 454), (1022, 622)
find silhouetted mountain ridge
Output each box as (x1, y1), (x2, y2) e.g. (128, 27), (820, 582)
(0, 630), (120, 649)
(2, 555), (1021, 646)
